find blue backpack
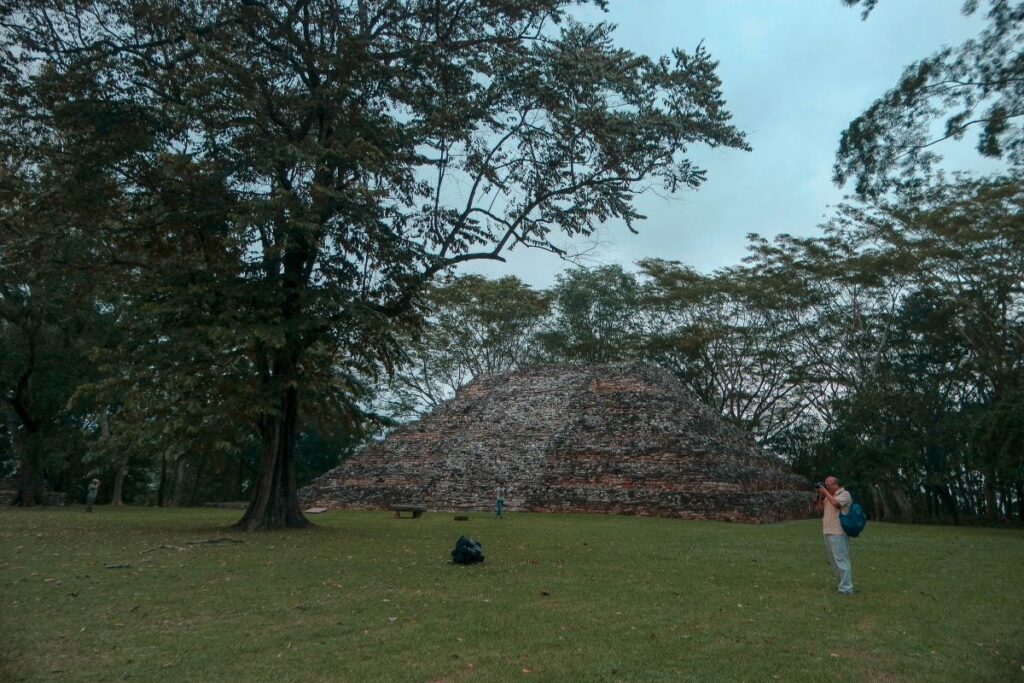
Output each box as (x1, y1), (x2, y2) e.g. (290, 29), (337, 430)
(840, 501), (867, 538)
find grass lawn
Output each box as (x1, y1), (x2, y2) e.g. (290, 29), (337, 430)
(1, 507), (1021, 682)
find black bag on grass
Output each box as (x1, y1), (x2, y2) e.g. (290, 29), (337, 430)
(451, 536), (484, 565)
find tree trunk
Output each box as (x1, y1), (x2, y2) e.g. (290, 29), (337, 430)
(962, 468), (979, 516)
(110, 464), (126, 507)
(984, 472), (998, 520)
(891, 487), (913, 522)
(101, 409), (126, 506)
(190, 458), (207, 507)
(158, 454), (168, 507)
(237, 453), (246, 501)
(1011, 481), (1019, 524)
(7, 407), (41, 507)
(7, 338), (44, 507)
(936, 484), (959, 524)
(234, 385), (310, 531)
(213, 455), (231, 501)
(235, 232), (314, 532)
(13, 445), (42, 507)
(871, 484), (889, 521)
(170, 458), (187, 508)
(954, 471), (970, 518)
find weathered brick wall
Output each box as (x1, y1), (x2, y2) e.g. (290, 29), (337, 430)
(300, 362), (814, 522)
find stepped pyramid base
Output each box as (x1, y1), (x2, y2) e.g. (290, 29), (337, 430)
(301, 363), (813, 523)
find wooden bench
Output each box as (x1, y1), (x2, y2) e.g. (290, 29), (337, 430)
(390, 504), (426, 519)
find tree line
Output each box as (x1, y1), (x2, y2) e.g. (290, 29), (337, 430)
(3, 171), (1020, 523)
(391, 175), (1024, 524)
(2, 0), (1021, 527)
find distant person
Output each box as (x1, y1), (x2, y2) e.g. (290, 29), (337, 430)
(816, 475), (853, 595)
(86, 479), (100, 512)
(496, 486), (505, 518)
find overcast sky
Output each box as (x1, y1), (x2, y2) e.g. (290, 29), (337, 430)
(465, 0), (1002, 288)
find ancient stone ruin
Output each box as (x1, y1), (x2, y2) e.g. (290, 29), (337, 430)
(301, 362), (813, 522)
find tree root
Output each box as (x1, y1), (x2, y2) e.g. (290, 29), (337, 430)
(141, 538), (245, 554)
(185, 537), (244, 545)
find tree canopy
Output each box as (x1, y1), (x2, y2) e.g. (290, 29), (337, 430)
(837, 0), (1024, 197)
(0, 0), (748, 527)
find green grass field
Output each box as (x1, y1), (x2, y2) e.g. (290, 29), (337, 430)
(1, 507), (1021, 682)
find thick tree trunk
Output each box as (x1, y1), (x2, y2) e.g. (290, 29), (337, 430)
(110, 464), (126, 507)
(234, 386), (310, 531)
(8, 342), (44, 507)
(14, 447), (42, 507)
(236, 229), (314, 531)
(7, 408), (41, 507)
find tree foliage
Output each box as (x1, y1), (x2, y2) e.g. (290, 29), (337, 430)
(315, 172), (1024, 524)
(837, 0), (1024, 197)
(536, 265), (646, 363)
(640, 258), (812, 450)
(0, 0), (747, 527)
(387, 275), (549, 417)
(0, 165), (99, 505)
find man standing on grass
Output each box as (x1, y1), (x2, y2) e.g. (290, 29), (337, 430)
(86, 478), (100, 512)
(817, 475), (854, 595)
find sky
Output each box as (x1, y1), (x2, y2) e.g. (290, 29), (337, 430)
(465, 0), (1002, 288)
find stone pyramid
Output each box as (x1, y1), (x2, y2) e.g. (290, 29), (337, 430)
(300, 362), (812, 522)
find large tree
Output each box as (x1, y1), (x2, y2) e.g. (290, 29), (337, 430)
(536, 264), (647, 363)
(0, 160), (99, 506)
(386, 275), (550, 417)
(849, 176), (1024, 518)
(639, 258), (813, 449)
(837, 0), (1024, 198)
(787, 174), (1024, 520)
(1, 1), (748, 528)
